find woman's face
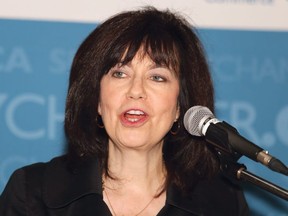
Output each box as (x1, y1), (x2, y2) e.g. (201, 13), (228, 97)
(98, 52), (180, 151)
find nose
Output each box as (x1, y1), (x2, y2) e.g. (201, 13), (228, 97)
(126, 77), (147, 100)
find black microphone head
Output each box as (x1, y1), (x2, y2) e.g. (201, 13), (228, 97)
(183, 106), (214, 136)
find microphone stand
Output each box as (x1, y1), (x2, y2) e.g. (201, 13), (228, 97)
(219, 155), (288, 201)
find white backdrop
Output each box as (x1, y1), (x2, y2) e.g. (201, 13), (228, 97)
(1, 0), (288, 30)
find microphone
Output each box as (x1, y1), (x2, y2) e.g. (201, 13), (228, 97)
(183, 105), (288, 176)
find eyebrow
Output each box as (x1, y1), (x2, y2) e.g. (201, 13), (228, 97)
(115, 61), (175, 75)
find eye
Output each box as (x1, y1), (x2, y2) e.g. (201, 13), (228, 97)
(112, 71), (127, 78)
(150, 75), (166, 82)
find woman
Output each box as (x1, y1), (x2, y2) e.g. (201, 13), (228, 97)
(0, 7), (249, 216)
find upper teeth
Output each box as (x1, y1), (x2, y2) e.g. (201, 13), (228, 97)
(126, 110), (144, 115)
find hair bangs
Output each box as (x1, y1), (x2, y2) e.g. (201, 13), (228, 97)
(115, 35), (180, 77)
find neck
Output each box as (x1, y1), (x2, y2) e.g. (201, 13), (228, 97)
(104, 142), (166, 194)
(102, 142), (167, 216)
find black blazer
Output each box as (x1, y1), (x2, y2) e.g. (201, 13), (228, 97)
(0, 156), (249, 216)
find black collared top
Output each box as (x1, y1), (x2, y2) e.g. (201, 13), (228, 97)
(0, 155), (249, 216)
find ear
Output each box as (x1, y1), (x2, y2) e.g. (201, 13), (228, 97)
(97, 102), (102, 115)
(175, 104), (180, 121)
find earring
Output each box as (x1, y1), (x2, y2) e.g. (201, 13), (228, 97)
(96, 115), (105, 128)
(170, 120), (180, 135)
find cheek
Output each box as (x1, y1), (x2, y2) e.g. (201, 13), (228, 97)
(157, 93), (179, 120)
(167, 87), (179, 106)
(97, 91), (119, 119)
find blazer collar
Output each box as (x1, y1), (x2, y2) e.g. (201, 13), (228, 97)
(43, 155), (202, 215)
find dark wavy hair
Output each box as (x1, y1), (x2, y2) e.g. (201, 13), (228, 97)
(64, 7), (219, 192)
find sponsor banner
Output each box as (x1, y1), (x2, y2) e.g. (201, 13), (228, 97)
(0, 0), (288, 31)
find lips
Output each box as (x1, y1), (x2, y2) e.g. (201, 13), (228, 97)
(121, 109), (148, 126)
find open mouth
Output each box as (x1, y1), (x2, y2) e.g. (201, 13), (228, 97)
(124, 110), (146, 122)
(120, 109), (149, 126)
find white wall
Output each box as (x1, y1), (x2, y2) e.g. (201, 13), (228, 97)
(0, 0), (288, 31)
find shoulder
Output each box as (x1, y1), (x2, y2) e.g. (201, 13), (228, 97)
(0, 155), (107, 215)
(194, 174), (249, 215)
(8, 155), (102, 207)
(0, 156), (66, 205)
(6, 155), (67, 188)
(167, 174), (249, 216)
(0, 157), (63, 215)
(0, 155), (67, 188)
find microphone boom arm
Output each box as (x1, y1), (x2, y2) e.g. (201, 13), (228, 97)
(219, 157), (288, 201)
